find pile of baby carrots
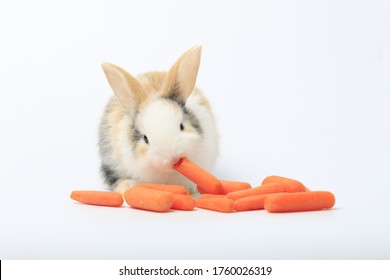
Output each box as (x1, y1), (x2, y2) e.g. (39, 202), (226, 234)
(71, 157), (335, 213)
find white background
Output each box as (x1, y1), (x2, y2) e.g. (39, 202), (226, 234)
(0, 0), (389, 259)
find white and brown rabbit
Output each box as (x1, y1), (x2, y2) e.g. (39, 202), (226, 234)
(99, 46), (219, 194)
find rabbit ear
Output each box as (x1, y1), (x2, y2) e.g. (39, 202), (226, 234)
(101, 62), (146, 109)
(162, 45), (202, 103)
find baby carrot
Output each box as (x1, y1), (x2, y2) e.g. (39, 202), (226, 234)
(124, 186), (173, 212)
(136, 183), (189, 195)
(227, 186), (264, 200)
(227, 182), (286, 200)
(200, 193), (227, 199)
(197, 185), (225, 194)
(171, 194), (196, 210)
(260, 181), (306, 193)
(264, 191), (336, 213)
(228, 181), (307, 201)
(198, 181), (250, 195)
(196, 186), (206, 194)
(220, 180), (251, 194)
(195, 198), (234, 213)
(70, 190), (124, 207)
(174, 157), (222, 194)
(234, 194), (268, 211)
(262, 175), (307, 192)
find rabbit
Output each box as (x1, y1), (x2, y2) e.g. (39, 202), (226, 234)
(98, 45), (219, 194)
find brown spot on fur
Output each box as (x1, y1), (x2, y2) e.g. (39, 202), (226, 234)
(193, 88), (212, 111)
(184, 125), (195, 133)
(138, 72), (167, 94)
(135, 143), (148, 157)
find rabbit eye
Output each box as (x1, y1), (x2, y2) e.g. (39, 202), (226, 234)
(180, 123), (184, 131)
(143, 135), (149, 144)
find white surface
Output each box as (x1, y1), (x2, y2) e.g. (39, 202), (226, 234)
(1, 0), (390, 259)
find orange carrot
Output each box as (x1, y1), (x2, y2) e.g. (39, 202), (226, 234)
(197, 186), (206, 194)
(70, 190), (124, 207)
(200, 194), (227, 199)
(174, 157), (222, 194)
(137, 183), (189, 195)
(234, 195), (268, 211)
(262, 175), (307, 192)
(197, 185), (224, 194)
(227, 182), (291, 200)
(264, 191), (335, 213)
(228, 181), (307, 201)
(197, 182), (250, 195)
(195, 198), (234, 213)
(124, 186), (173, 212)
(227, 185), (269, 201)
(220, 180), (251, 194)
(171, 194), (196, 210)
(261, 181), (306, 193)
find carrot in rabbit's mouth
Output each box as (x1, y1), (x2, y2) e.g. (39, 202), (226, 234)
(174, 157), (222, 194)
